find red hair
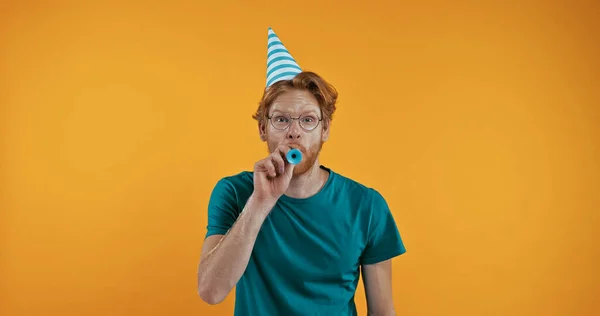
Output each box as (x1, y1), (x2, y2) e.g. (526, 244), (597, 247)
(253, 71), (338, 124)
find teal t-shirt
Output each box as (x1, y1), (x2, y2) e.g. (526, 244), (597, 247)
(205, 166), (406, 315)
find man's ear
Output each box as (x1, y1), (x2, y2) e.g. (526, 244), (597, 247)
(259, 121), (267, 142)
(321, 119), (331, 142)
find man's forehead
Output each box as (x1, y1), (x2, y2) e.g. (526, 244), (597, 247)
(270, 104), (320, 114)
(270, 103), (319, 113)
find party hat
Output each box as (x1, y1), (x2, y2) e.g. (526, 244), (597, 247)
(266, 27), (302, 88)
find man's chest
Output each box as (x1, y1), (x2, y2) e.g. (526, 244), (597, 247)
(252, 203), (368, 282)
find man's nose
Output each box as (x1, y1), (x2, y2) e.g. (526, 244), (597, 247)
(286, 120), (302, 139)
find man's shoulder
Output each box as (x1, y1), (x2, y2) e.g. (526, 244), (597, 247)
(207, 171), (255, 215)
(214, 170), (254, 192)
(218, 170), (254, 185)
(328, 168), (382, 201)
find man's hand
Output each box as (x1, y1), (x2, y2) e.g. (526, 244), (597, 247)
(197, 145), (298, 305)
(253, 144), (296, 202)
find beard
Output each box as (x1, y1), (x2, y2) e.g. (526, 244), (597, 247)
(267, 139), (324, 176)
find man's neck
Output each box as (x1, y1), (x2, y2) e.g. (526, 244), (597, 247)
(284, 160), (328, 199)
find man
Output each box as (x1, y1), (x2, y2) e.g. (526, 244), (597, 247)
(197, 27), (406, 315)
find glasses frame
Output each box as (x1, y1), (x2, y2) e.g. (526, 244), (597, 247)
(267, 112), (323, 131)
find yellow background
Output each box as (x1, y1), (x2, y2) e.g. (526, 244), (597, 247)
(1, 0), (599, 315)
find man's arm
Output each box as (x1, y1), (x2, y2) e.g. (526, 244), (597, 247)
(197, 194), (276, 305)
(362, 259), (396, 316)
(359, 188), (406, 315)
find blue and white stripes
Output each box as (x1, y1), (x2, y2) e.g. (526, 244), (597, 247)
(266, 27), (302, 88)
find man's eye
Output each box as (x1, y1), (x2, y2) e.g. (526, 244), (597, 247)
(275, 116), (288, 122)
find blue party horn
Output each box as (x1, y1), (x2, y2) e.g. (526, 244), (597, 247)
(286, 148), (302, 165)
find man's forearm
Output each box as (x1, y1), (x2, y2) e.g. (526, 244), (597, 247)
(368, 310), (396, 316)
(197, 194), (276, 304)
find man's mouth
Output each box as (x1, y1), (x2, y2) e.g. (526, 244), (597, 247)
(285, 143), (304, 152)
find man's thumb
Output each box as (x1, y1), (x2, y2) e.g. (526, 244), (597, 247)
(285, 161), (295, 175)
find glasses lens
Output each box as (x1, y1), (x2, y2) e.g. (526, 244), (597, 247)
(300, 113), (319, 130)
(271, 113), (291, 130)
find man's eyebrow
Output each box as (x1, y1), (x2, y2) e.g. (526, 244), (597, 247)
(271, 107), (318, 113)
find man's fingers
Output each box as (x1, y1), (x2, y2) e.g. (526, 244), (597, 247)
(270, 153), (286, 174)
(258, 144), (299, 178)
(264, 159), (277, 178)
(284, 159), (295, 175)
(255, 158), (277, 178)
(274, 145), (291, 160)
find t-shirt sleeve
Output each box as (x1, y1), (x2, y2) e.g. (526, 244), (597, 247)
(205, 178), (240, 239)
(360, 189), (406, 265)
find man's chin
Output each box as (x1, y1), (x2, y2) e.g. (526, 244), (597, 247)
(292, 152), (320, 176)
(292, 165), (309, 176)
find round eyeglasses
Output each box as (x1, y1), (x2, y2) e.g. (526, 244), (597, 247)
(268, 112), (322, 131)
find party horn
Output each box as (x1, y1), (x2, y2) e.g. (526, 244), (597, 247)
(286, 148), (302, 165)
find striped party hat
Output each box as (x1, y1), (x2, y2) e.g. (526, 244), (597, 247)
(266, 27), (302, 88)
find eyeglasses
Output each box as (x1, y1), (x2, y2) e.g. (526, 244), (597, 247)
(268, 112), (322, 131)
(267, 112), (322, 131)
